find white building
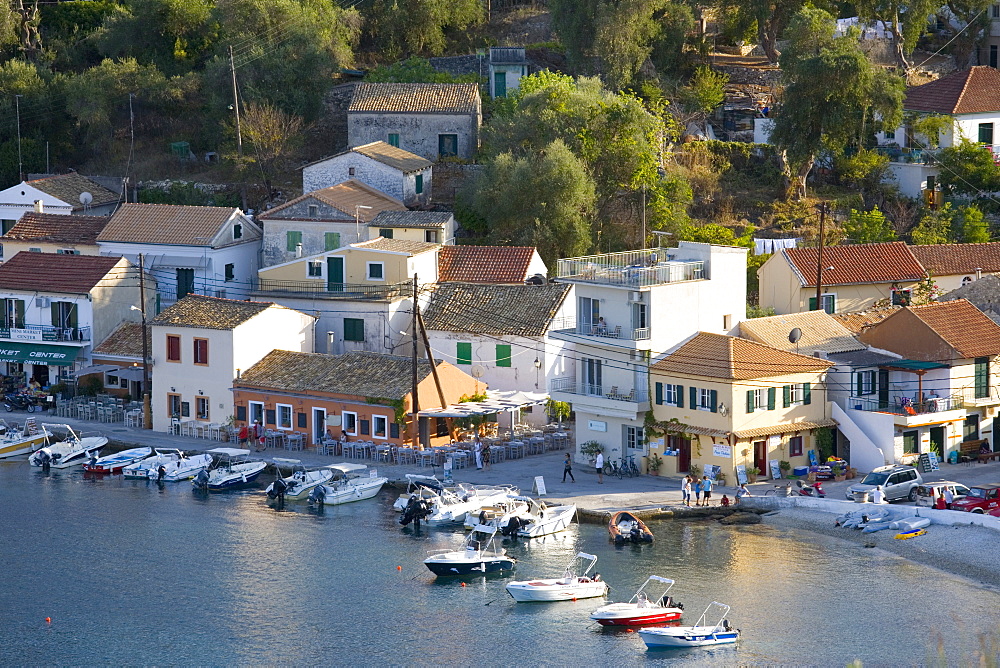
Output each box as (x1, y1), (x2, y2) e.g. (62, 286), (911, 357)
(489, 47), (529, 98)
(150, 294), (315, 432)
(369, 211), (456, 246)
(548, 242), (748, 465)
(0, 173), (119, 233)
(302, 141), (433, 207)
(97, 203), (262, 310)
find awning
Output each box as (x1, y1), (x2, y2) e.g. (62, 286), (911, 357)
(879, 359), (949, 371)
(108, 367), (145, 382)
(75, 364), (120, 377)
(419, 390), (548, 417)
(112, 253), (210, 269)
(0, 342), (81, 366)
(733, 418), (838, 440)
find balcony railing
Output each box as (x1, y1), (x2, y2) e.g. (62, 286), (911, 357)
(877, 143), (1000, 166)
(848, 394), (964, 415)
(556, 249), (704, 288)
(550, 317), (651, 341)
(251, 279), (408, 300)
(550, 377), (649, 403)
(0, 323), (91, 342)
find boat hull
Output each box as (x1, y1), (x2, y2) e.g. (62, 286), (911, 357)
(424, 555), (515, 577)
(517, 505), (576, 538)
(0, 433), (47, 459)
(318, 478), (386, 505)
(506, 580), (608, 602)
(84, 448), (152, 474)
(638, 627), (739, 648)
(590, 604), (684, 626)
(207, 469), (264, 491)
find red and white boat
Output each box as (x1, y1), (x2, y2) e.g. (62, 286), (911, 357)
(589, 575), (684, 626)
(83, 447), (152, 474)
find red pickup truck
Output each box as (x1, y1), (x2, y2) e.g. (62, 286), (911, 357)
(951, 484), (1000, 513)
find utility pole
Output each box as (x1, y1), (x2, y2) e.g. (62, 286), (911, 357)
(229, 45), (242, 160)
(139, 254), (152, 429)
(14, 94), (22, 182)
(411, 275), (420, 449)
(641, 184), (646, 249)
(815, 202), (827, 311)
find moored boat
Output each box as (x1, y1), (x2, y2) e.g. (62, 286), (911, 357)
(0, 418), (49, 459)
(192, 448), (266, 491)
(424, 525), (515, 577)
(266, 458), (334, 501)
(638, 602), (739, 648)
(590, 576), (684, 626)
(309, 463), (387, 505)
(83, 446), (153, 474)
(153, 452), (213, 482)
(609, 511), (654, 545)
(399, 483), (518, 527)
(488, 496), (576, 538)
(122, 448), (185, 480)
(29, 424), (104, 468)
(506, 552), (608, 602)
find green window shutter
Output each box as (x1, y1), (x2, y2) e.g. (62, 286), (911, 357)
(388, 133), (399, 147)
(496, 344), (511, 367)
(827, 295), (837, 314)
(456, 342), (472, 365)
(689, 386), (697, 409)
(709, 389), (718, 413)
(808, 296), (817, 311)
(676, 385), (684, 408)
(415, 174), (424, 194)
(655, 382), (663, 405)
(286, 230), (302, 252)
(50, 302), (59, 327)
(379, 228), (394, 239)
(976, 357), (989, 399)
(855, 373), (863, 396)
(325, 232), (341, 251)
(767, 386), (776, 410)
(783, 385), (791, 408)
(803, 382), (812, 405)
(746, 389), (754, 413)
(344, 318), (364, 342)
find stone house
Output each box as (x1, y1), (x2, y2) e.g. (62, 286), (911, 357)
(369, 211), (456, 246)
(489, 47), (529, 98)
(301, 141), (433, 207)
(347, 83), (482, 161)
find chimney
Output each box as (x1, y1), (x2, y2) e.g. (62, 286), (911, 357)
(327, 331), (335, 354)
(295, 242), (303, 258)
(976, 267), (983, 280)
(33, 200), (43, 213)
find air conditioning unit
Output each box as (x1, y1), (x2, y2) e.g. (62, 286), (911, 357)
(628, 291), (643, 303)
(36, 297), (50, 308)
(214, 290), (227, 299)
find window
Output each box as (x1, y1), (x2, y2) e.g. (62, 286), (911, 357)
(57, 248), (79, 255)
(286, 230), (302, 253)
(373, 415), (388, 439)
(624, 425), (644, 451)
(425, 229), (439, 243)
(344, 318), (365, 342)
(633, 303), (648, 330)
(415, 174), (424, 194)
(176, 268), (195, 300)
(979, 122), (994, 146)
(308, 261), (323, 277)
(788, 436), (803, 457)
(366, 262), (384, 280)
(342, 411), (358, 436)
(195, 396), (210, 420)
(855, 370), (876, 396)
(579, 296), (600, 332)
(884, 129), (895, 141)
(746, 388), (768, 412)
(378, 228), (394, 239)
(663, 383), (683, 407)
(325, 232), (341, 251)
(457, 342), (472, 365)
(388, 133), (399, 148)
(224, 263), (235, 282)
(975, 356), (990, 399)
(696, 387), (717, 412)
(496, 344), (511, 367)
(233, 223), (242, 239)
(277, 403), (293, 430)
(438, 133), (458, 158)
(992, 45), (998, 68)
(1, 298), (23, 328)
(249, 401), (264, 425)
(583, 358), (602, 394)
(783, 383), (812, 407)
(994, 3), (1000, 17)
(723, 313), (732, 331)
(168, 393), (181, 418)
(166, 335), (181, 362)
(808, 293), (836, 314)
(308, 204), (319, 217)
(29, 247), (40, 252)
(193, 338), (209, 365)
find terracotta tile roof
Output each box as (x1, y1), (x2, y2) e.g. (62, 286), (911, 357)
(353, 237), (439, 254)
(370, 211), (453, 229)
(349, 83), (481, 115)
(98, 203), (238, 246)
(27, 173), (118, 210)
(438, 245), (537, 284)
(782, 242), (925, 287)
(908, 242), (1000, 276)
(0, 252), (123, 294)
(93, 321), (150, 359)
(733, 418), (838, 440)
(903, 66), (1000, 114)
(422, 283), (570, 337)
(261, 180), (405, 221)
(941, 273), (1000, 317)
(905, 299), (1000, 358)
(3, 212), (108, 244)
(151, 294), (273, 330)
(235, 349), (438, 400)
(652, 332), (834, 380)
(352, 141), (432, 173)
(831, 307), (901, 333)
(739, 310), (865, 354)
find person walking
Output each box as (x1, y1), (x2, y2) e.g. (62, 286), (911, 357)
(682, 476), (692, 506)
(943, 486), (954, 509)
(251, 420), (264, 452)
(482, 442), (492, 471)
(474, 436), (483, 470)
(702, 475), (713, 506)
(694, 476), (704, 506)
(562, 453), (575, 483)
(595, 450), (604, 484)
(735, 483), (750, 505)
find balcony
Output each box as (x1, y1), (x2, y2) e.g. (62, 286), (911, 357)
(549, 317), (650, 342)
(549, 377), (648, 404)
(250, 279), (408, 300)
(848, 394), (964, 416)
(959, 385), (1000, 406)
(556, 249), (704, 288)
(0, 324), (91, 343)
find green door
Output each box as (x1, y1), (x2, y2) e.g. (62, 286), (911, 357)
(494, 72), (507, 98)
(929, 426), (945, 458)
(326, 256), (344, 292)
(176, 268), (195, 300)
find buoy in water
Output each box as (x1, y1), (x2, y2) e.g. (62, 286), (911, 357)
(45, 618), (51, 623)
(397, 566), (402, 571)
(461, 582), (467, 587)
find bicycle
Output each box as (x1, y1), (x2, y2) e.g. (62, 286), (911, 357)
(625, 455), (640, 477)
(603, 459), (625, 479)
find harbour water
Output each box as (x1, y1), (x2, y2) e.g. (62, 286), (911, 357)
(2, 460), (998, 666)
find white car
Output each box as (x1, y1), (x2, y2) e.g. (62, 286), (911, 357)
(913, 482), (970, 507)
(845, 465), (923, 502)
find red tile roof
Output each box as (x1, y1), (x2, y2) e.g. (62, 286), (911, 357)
(906, 299), (1000, 358)
(903, 66), (1000, 114)
(438, 246), (537, 284)
(0, 252), (123, 294)
(349, 83), (481, 115)
(98, 203), (239, 246)
(783, 242), (925, 287)
(4, 212), (109, 244)
(908, 242), (1000, 276)
(652, 332), (833, 380)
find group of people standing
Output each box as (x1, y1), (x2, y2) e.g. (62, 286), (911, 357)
(680, 474), (715, 506)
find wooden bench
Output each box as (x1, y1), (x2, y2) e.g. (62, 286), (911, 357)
(960, 439), (988, 464)
(979, 450), (1000, 464)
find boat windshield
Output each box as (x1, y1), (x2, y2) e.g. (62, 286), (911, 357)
(860, 472), (889, 486)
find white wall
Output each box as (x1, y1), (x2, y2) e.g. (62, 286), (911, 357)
(303, 152), (431, 207)
(348, 112), (480, 161)
(887, 162), (939, 198)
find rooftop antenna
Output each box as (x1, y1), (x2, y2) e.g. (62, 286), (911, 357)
(789, 327), (802, 355)
(79, 191), (93, 213)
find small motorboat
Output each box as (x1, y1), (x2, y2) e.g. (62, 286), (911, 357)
(464, 496), (532, 530)
(392, 474), (445, 511)
(122, 448), (185, 480)
(487, 496), (576, 538)
(266, 458), (334, 501)
(83, 446), (153, 474)
(506, 552), (608, 602)
(29, 425), (105, 469)
(192, 448), (266, 491)
(609, 511), (654, 545)
(590, 576), (684, 626)
(638, 601), (740, 648)
(151, 452), (213, 482)
(424, 525), (516, 577)
(399, 483), (519, 527)
(0, 418), (50, 459)
(308, 463), (387, 506)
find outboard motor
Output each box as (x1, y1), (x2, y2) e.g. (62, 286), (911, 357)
(309, 484), (326, 505)
(501, 516), (525, 537)
(267, 477), (288, 500)
(400, 496), (432, 526)
(629, 525), (642, 543)
(157, 465), (166, 481)
(193, 469), (210, 490)
(36, 449), (50, 470)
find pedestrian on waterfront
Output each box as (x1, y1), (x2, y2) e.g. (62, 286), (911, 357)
(474, 436), (483, 470)
(702, 475), (713, 506)
(251, 420), (264, 452)
(563, 453), (575, 482)
(943, 486), (954, 509)
(595, 451), (604, 483)
(720, 494), (730, 507)
(682, 476), (692, 506)
(482, 442), (491, 470)
(238, 424), (249, 447)
(735, 483), (750, 504)
(694, 476), (703, 506)
(872, 485), (887, 504)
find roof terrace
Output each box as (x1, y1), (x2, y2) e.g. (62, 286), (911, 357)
(555, 248), (704, 288)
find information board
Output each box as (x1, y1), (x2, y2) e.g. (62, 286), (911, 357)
(917, 453), (932, 473)
(735, 464), (748, 486)
(769, 459), (782, 480)
(926, 451), (940, 471)
(532, 475), (547, 496)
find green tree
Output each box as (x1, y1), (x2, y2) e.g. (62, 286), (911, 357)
(236, 101), (307, 198)
(844, 207), (897, 243)
(594, 0), (664, 90)
(910, 204), (954, 245)
(936, 140), (1000, 196)
(679, 66), (728, 117)
(463, 139), (595, 266)
(717, 0), (824, 64)
(946, 0), (994, 68)
(855, 0), (939, 68)
(955, 205), (991, 243)
(649, 2), (694, 75)
(96, 0), (218, 75)
(360, 0), (483, 59)
(365, 57), (480, 84)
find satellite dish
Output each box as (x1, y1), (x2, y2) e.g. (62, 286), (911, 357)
(788, 327), (802, 344)
(471, 365), (485, 379)
(79, 192), (93, 205)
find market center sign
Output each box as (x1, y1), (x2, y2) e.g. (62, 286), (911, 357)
(0, 342), (80, 366)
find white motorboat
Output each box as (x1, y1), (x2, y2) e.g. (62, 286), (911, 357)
(29, 425), (104, 468)
(308, 463), (387, 505)
(392, 474), (445, 511)
(266, 458), (334, 501)
(0, 418), (50, 459)
(590, 576), (685, 627)
(83, 446), (153, 474)
(490, 496), (577, 538)
(464, 496), (532, 530)
(152, 453), (213, 482)
(122, 448), (185, 480)
(192, 448), (266, 491)
(399, 483), (519, 527)
(638, 602), (740, 648)
(506, 552), (608, 602)
(424, 525), (516, 577)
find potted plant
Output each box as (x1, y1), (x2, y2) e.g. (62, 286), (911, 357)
(689, 463), (702, 479)
(747, 466), (760, 483)
(779, 460), (791, 478)
(647, 452), (663, 475)
(833, 462), (847, 482)
(580, 440), (603, 465)
(716, 471), (727, 486)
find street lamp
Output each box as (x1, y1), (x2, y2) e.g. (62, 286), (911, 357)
(355, 205), (372, 242)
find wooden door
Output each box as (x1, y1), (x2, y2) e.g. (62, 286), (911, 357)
(754, 440), (767, 473)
